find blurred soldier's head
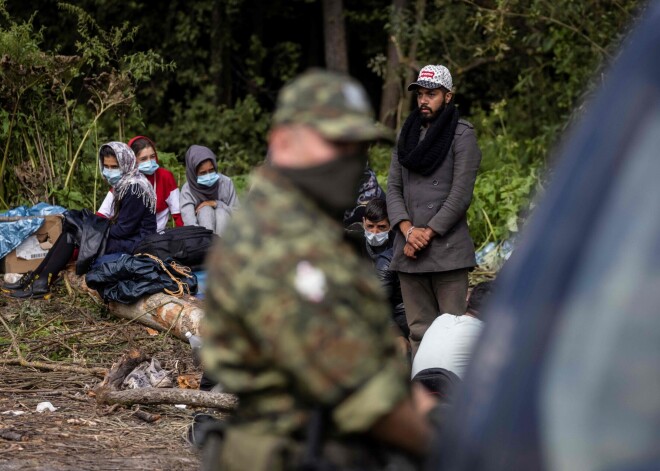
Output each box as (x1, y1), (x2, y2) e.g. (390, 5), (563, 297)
(408, 64), (454, 123)
(268, 69), (392, 219)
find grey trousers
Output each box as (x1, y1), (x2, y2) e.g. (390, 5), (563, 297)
(398, 268), (469, 356)
(197, 205), (231, 236)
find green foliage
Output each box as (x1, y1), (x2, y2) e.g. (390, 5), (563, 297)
(466, 101), (545, 248)
(231, 174), (251, 195)
(400, 0), (641, 246)
(0, 1), (173, 209)
(155, 91), (270, 176)
(367, 143), (392, 177)
(156, 151), (185, 189)
(1, 0), (643, 250)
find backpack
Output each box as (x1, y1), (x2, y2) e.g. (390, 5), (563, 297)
(133, 226), (218, 269)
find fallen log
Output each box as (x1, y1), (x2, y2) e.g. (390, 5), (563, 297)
(95, 348), (237, 411)
(109, 292), (204, 341)
(97, 388), (237, 411)
(65, 268), (204, 340)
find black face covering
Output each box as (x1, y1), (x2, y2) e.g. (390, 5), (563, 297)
(275, 153), (368, 221)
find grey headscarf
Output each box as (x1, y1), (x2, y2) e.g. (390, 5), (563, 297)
(184, 145), (219, 205)
(98, 141), (156, 214)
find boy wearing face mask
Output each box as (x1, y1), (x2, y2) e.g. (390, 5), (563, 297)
(179, 145), (239, 236)
(362, 198), (410, 350)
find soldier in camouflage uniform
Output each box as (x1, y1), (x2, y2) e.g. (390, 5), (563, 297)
(202, 69), (433, 470)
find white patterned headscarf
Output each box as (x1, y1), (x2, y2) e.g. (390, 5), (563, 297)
(98, 141), (156, 214)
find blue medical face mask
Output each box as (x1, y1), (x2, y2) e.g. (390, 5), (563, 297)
(103, 168), (122, 187)
(365, 230), (389, 247)
(197, 172), (220, 187)
(138, 159), (159, 175)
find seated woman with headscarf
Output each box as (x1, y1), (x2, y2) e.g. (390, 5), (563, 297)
(6, 142), (156, 298)
(179, 145), (239, 236)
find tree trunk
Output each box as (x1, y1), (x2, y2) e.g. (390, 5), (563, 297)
(379, 0), (407, 129)
(322, 0), (349, 73)
(403, 0), (427, 115)
(210, 3), (233, 105)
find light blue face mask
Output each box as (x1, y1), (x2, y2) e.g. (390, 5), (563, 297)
(365, 230), (389, 247)
(138, 159), (159, 175)
(197, 172), (220, 187)
(103, 168), (122, 187)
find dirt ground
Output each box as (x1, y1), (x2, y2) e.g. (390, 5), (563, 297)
(0, 285), (221, 471)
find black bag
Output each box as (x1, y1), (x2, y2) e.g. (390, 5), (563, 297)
(63, 209), (110, 275)
(133, 226), (217, 269)
(85, 253), (198, 304)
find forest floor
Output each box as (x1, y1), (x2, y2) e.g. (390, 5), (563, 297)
(0, 285), (221, 471)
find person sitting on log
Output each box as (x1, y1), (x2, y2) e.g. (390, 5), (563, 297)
(5, 142), (157, 299)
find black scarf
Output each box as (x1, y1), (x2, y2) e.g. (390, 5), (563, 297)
(397, 103), (460, 175)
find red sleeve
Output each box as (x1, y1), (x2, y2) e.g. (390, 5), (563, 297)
(96, 212), (108, 218)
(172, 212), (184, 227)
(156, 168), (179, 193)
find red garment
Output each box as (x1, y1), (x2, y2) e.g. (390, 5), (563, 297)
(127, 135), (183, 226)
(171, 212), (184, 227)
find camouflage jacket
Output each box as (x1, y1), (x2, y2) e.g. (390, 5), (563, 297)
(202, 166), (410, 466)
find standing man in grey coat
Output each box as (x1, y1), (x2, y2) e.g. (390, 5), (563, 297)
(387, 64), (482, 355)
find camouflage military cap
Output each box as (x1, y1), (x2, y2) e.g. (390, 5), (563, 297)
(272, 69), (394, 142)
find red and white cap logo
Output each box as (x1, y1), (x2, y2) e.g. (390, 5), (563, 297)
(408, 65), (453, 91)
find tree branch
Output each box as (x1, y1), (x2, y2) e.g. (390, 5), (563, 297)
(96, 388), (238, 410)
(461, 0), (611, 58)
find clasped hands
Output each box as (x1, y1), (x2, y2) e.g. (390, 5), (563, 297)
(402, 222), (435, 259)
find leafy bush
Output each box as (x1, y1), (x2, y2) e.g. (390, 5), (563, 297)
(0, 1), (172, 210)
(153, 91), (270, 177)
(467, 101), (546, 249)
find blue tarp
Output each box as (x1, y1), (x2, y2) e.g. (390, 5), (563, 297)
(475, 239), (515, 272)
(0, 203), (67, 260)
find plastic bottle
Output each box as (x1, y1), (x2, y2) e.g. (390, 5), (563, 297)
(185, 331), (203, 367)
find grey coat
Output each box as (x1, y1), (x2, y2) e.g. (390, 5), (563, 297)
(386, 119), (481, 273)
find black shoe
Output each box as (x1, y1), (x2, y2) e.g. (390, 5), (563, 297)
(3, 271), (35, 290)
(187, 413), (226, 448)
(9, 275), (53, 299)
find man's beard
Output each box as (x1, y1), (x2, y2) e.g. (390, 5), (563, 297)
(420, 102), (446, 124)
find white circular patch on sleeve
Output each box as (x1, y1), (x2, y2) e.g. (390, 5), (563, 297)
(295, 260), (327, 303)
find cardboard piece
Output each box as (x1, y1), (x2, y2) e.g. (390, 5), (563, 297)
(2, 215), (63, 274)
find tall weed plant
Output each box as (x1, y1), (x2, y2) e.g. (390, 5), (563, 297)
(0, 1), (173, 210)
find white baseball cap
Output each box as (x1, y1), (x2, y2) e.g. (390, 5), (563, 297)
(408, 65), (453, 92)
